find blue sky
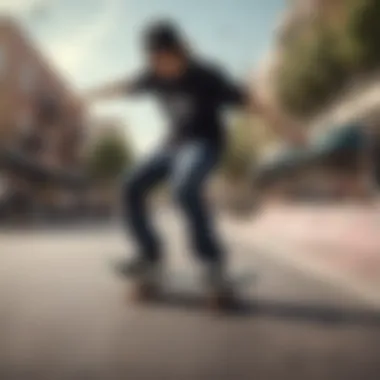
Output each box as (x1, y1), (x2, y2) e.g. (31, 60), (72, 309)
(2, 0), (286, 153)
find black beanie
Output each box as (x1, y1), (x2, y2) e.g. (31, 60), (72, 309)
(143, 20), (185, 54)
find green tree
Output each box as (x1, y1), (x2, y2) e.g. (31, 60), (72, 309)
(342, 0), (380, 71)
(221, 114), (265, 180)
(277, 26), (345, 117)
(86, 130), (134, 183)
(277, 0), (380, 118)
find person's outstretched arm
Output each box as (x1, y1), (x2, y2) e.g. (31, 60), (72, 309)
(85, 78), (130, 102)
(85, 72), (152, 103)
(212, 67), (307, 146)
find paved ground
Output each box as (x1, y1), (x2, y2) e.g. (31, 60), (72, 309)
(0, 207), (379, 380)
(243, 204), (380, 303)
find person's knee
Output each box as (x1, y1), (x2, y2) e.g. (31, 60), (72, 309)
(174, 181), (198, 209)
(122, 174), (143, 205)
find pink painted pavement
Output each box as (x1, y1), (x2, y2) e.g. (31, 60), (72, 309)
(249, 204), (380, 288)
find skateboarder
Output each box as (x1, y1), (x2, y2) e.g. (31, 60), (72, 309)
(87, 20), (305, 297)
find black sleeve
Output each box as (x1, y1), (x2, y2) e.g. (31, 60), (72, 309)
(128, 71), (155, 95)
(209, 66), (249, 107)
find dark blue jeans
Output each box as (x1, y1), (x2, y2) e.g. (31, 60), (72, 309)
(122, 140), (223, 264)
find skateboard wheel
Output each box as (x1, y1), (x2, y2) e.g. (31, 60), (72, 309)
(208, 290), (236, 311)
(130, 282), (158, 302)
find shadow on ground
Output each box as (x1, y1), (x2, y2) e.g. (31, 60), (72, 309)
(138, 291), (380, 326)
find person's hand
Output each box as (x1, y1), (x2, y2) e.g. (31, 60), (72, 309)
(82, 79), (130, 105)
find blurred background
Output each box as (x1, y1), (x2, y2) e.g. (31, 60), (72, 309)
(0, 1), (380, 379)
(0, 0), (379, 223)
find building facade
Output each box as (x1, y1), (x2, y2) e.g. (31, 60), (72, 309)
(0, 16), (84, 169)
(0, 17), (86, 220)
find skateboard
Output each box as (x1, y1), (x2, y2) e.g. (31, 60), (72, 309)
(115, 266), (255, 312)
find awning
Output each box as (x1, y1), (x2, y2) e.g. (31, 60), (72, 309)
(255, 123), (366, 184)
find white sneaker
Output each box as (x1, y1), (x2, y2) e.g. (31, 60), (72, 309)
(115, 257), (163, 286)
(203, 262), (230, 293)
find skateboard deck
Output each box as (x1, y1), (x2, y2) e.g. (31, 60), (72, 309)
(114, 265), (255, 311)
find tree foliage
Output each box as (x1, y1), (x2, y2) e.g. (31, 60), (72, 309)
(278, 26), (345, 117)
(86, 131), (133, 183)
(343, 0), (380, 71)
(221, 114), (273, 180)
(221, 114), (255, 179)
(277, 0), (380, 117)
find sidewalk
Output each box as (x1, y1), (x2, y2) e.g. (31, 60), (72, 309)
(231, 203), (380, 304)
